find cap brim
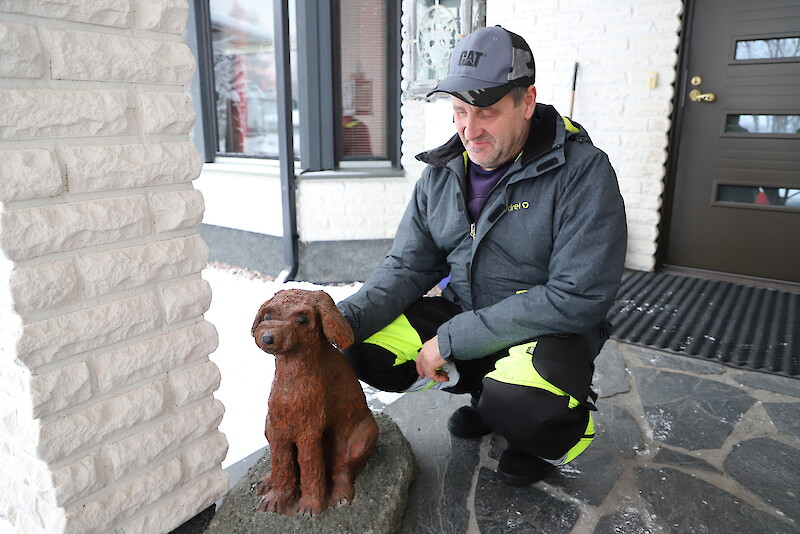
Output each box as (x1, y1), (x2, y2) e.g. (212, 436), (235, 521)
(427, 82), (514, 108)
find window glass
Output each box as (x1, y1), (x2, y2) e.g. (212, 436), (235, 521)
(734, 37), (800, 60)
(725, 114), (800, 135)
(415, 0), (461, 82)
(339, 0), (388, 158)
(406, 0), (486, 95)
(209, 0), (299, 157)
(717, 185), (800, 208)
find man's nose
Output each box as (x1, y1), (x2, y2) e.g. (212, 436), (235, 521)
(462, 115), (483, 140)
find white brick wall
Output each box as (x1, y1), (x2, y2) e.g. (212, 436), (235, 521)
(296, 176), (411, 241)
(401, 0), (683, 272)
(0, 2), (228, 533)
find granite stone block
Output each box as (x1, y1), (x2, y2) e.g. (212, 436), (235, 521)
(205, 413), (413, 534)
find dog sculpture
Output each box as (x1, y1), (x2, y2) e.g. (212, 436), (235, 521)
(251, 289), (379, 516)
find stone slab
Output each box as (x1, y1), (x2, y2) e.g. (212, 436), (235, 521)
(593, 511), (652, 534)
(204, 413), (414, 534)
(547, 403), (643, 506)
(629, 345), (725, 375)
(724, 437), (800, 523)
(763, 402), (800, 440)
(593, 341), (630, 398)
(383, 390), (477, 534)
(631, 367), (756, 450)
(474, 467), (579, 534)
(732, 371), (800, 398)
(636, 467), (796, 533)
(652, 447), (721, 474)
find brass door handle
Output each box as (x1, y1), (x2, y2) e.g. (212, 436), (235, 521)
(689, 89), (716, 102)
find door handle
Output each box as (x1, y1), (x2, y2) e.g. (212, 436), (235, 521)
(689, 89), (716, 102)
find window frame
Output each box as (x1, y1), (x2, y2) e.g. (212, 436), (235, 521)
(188, 0), (401, 170)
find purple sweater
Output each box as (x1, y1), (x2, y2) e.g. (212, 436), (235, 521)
(466, 160), (513, 221)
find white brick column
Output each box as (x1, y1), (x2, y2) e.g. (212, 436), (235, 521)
(0, 1), (228, 533)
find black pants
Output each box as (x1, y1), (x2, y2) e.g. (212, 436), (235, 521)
(344, 297), (606, 463)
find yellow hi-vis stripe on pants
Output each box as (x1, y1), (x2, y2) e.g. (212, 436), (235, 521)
(363, 313), (422, 366)
(487, 341), (594, 464)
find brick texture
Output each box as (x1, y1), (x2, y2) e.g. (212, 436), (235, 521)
(0, 1), (227, 532)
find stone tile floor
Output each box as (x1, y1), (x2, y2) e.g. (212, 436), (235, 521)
(381, 341), (800, 534)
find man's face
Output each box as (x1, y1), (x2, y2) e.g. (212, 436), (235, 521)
(452, 86), (537, 170)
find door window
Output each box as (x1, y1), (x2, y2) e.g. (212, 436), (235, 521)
(716, 185), (800, 209)
(734, 36), (800, 61)
(724, 114), (800, 136)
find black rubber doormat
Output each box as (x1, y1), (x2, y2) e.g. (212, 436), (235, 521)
(607, 270), (799, 378)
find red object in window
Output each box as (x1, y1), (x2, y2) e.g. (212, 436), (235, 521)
(755, 190), (770, 204)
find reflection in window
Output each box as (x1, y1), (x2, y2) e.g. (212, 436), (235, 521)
(210, 0), (299, 158)
(734, 36), (800, 60)
(407, 0), (486, 95)
(725, 115), (800, 135)
(717, 185), (800, 208)
(340, 0), (388, 159)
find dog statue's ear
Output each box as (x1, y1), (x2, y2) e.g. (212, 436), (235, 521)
(251, 302), (268, 336)
(314, 291), (354, 350)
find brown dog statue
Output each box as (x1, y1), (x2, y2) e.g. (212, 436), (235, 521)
(251, 289), (379, 516)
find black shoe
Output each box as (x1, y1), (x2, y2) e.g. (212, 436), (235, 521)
(447, 406), (492, 439)
(496, 449), (556, 487)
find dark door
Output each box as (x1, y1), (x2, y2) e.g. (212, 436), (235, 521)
(665, 0), (800, 283)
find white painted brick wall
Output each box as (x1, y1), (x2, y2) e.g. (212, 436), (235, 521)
(0, 1), (228, 533)
(401, 0), (683, 272)
(296, 177), (410, 241)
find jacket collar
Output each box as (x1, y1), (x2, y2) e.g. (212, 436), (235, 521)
(415, 103), (569, 173)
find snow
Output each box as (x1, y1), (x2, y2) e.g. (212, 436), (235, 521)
(202, 265), (403, 468)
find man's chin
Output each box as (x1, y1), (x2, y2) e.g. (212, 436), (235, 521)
(466, 150), (495, 169)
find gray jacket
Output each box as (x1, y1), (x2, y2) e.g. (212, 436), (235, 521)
(338, 103), (627, 362)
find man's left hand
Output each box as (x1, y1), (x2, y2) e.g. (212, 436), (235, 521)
(416, 336), (450, 382)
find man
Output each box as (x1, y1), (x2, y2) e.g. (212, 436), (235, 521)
(338, 25), (627, 486)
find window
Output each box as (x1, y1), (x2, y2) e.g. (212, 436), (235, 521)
(191, 0), (400, 168)
(405, 0), (486, 96)
(734, 36), (800, 61)
(339, 0), (389, 159)
(716, 185), (800, 210)
(724, 114), (800, 136)
(209, 0), (299, 158)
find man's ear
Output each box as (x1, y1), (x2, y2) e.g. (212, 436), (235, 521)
(524, 85), (537, 120)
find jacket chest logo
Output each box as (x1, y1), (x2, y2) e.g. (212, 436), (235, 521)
(507, 201), (530, 212)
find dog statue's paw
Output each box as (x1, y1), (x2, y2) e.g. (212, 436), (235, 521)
(255, 474), (271, 496)
(295, 495), (325, 517)
(329, 480), (355, 507)
(257, 488), (293, 515)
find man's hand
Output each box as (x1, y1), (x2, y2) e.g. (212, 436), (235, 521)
(416, 336), (450, 382)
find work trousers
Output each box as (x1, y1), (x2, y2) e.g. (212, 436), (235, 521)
(343, 296), (606, 464)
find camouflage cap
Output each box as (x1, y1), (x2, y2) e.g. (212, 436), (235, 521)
(427, 25), (535, 107)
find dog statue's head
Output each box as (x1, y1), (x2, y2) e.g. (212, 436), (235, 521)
(251, 289), (354, 355)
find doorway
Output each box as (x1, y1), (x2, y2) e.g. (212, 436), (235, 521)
(664, 0), (800, 284)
